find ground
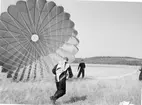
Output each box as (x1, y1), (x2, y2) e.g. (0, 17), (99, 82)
(0, 64), (141, 105)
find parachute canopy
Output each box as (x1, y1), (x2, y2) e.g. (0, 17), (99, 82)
(0, 0), (79, 81)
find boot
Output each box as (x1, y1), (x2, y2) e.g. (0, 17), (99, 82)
(50, 96), (56, 104)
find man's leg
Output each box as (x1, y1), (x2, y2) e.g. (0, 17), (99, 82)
(50, 82), (59, 104)
(56, 82), (60, 90)
(82, 69), (85, 78)
(77, 70), (81, 78)
(53, 78), (66, 100)
(54, 89), (66, 100)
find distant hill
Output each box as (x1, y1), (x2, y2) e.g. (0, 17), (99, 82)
(73, 56), (142, 66)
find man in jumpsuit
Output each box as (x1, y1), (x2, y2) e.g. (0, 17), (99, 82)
(50, 57), (70, 104)
(77, 59), (86, 78)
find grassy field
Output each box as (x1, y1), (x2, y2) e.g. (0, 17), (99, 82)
(0, 65), (141, 105)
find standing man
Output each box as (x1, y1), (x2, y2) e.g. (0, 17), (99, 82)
(139, 67), (142, 80)
(77, 59), (86, 78)
(50, 57), (70, 104)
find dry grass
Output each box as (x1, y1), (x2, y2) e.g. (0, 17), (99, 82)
(0, 66), (141, 105)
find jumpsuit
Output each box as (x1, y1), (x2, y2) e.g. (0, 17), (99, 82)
(51, 61), (70, 101)
(77, 62), (86, 78)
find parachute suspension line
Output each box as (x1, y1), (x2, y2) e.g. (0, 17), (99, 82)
(17, 67), (24, 81)
(30, 42), (37, 81)
(5, 41), (30, 78)
(32, 12), (47, 57)
(37, 2), (55, 33)
(33, 3), (52, 57)
(39, 8), (63, 34)
(0, 40), (31, 66)
(39, 20), (71, 35)
(45, 12), (55, 67)
(43, 38), (69, 45)
(0, 40), (27, 56)
(19, 66), (26, 81)
(33, 61), (37, 80)
(42, 27), (62, 52)
(39, 40), (55, 53)
(3, 40), (29, 63)
(0, 41), (29, 68)
(45, 18), (55, 66)
(0, 42), (40, 76)
(51, 10), (66, 60)
(7, 13), (38, 62)
(13, 52), (28, 81)
(13, 42), (31, 81)
(11, 53), (23, 79)
(26, 63), (32, 81)
(41, 30), (73, 38)
(7, 11), (32, 36)
(32, 24), (51, 75)
(33, 0), (37, 26)
(32, 5), (47, 56)
(37, 40), (46, 56)
(0, 36), (36, 66)
(3, 15), (37, 62)
(39, 58), (44, 79)
(0, 29), (21, 36)
(26, 0), (38, 33)
(26, 44), (35, 81)
(35, 42), (50, 73)
(24, 2), (35, 33)
(19, 44), (33, 81)
(33, 47), (37, 80)
(19, 13), (43, 60)
(33, 9), (47, 57)
(39, 40), (49, 55)
(36, 0), (46, 32)
(0, 19), (29, 35)
(42, 35), (72, 40)
(0, 39), (25, 48)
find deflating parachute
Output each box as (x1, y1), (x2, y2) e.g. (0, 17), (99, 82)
(0, 0), (79, 81)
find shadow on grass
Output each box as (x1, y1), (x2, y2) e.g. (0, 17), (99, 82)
(64, 95), (87, 104)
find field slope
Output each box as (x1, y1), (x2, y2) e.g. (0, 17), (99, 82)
(73, 56), (142, 66)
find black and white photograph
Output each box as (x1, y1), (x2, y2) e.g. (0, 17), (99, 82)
(0, 0), (141, 105)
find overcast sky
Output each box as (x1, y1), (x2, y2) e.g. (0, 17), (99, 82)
(1, 0), (142, 58)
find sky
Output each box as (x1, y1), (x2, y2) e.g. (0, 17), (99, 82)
(0, 0), (142, 59)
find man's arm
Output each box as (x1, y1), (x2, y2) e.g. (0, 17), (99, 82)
(52, 64), (58, 75)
